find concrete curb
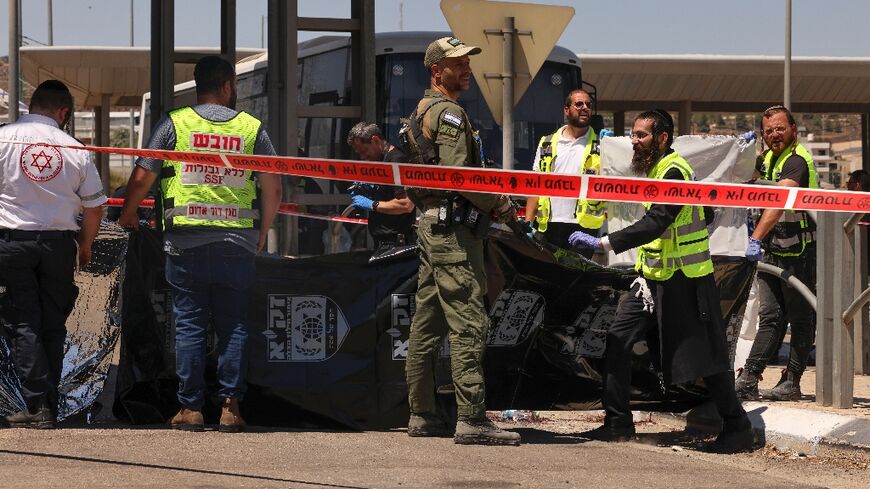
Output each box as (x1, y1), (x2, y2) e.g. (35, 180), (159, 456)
(643, 401), (870, 456)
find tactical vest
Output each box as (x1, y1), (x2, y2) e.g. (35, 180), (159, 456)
(534, 127), (605, 231)
(761, 142), (818, 257)
(400, 94), (481, 208)
(160, 106), (260, 231)
(637, 152), (713, 281)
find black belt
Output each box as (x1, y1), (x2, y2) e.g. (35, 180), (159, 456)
(0, 229), (76, 241)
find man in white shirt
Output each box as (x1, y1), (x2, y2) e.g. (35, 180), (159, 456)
(525, 89), (604, 258)
(0, 80), (105, 429)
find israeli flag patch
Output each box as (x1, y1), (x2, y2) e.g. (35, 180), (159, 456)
(442, 112), (463, 129)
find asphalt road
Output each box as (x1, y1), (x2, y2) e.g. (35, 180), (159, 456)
(0, 413), (866, 489)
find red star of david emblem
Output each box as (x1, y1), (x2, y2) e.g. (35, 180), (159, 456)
(30, 150), (54, 173)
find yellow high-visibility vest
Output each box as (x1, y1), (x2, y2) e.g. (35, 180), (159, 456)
(534, 127), (605, 231)
(637, 152), (713, 281)
(160, 107), (261, 231)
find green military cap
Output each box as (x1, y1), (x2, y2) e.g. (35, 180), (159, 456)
(423, 36), (481, 67)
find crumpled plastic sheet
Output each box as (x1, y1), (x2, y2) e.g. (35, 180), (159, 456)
(0, 220), (126, 421)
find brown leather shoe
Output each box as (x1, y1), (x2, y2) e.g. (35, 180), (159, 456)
(169, 408), (204, 432)
(218, 397), (246, 433)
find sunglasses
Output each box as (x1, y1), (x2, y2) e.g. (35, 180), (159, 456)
(569, 101), (593, 109)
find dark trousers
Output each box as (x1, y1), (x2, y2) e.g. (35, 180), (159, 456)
(540, 222), (597, 259)
(0, 237), (78, 412)
(745, 245), (816, 375)
(604, 279), (747, 431)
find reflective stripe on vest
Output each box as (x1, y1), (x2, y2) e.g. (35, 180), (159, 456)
(536, 126), (605, 231)
(637, 152), (713, 281)
(161, 107), (261, 230)
(762, 142), (818, 257)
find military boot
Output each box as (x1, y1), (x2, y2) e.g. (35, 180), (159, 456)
(454, 417), (521, 446)
(767, 369), (802, 401)
(734, 368), (761, 401)
(582, 423), (636, 442)
(5, 406), (55, 429)
(407, 413), (451, 437)
(169, 407), (204, 432)
(704, 424), (758, 454)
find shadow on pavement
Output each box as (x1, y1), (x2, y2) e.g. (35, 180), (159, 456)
(514, 427), (591, 445)
(0, 449), (370, 489)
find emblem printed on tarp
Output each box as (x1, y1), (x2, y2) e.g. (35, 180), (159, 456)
(487, 290), (545, 347)
(388, 294), (415, 360)
(264, 295), (349, 362)
(564, 304), (615, 358)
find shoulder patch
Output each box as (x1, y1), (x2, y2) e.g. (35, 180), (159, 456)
(442, 111), (463, 129)
(540, 143), (553, 158)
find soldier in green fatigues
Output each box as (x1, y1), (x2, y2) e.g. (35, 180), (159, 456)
(402, 37), (520, 446)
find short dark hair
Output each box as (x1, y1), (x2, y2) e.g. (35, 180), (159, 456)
(564, 89), (591, 108)
(761, 105), (797, 129)
(30, 80), (73, 112)
(848, 169), (870, 191)
(636, 109), (674, 148)
(346, 122), (383, 145)
(194, 56), (235, 95)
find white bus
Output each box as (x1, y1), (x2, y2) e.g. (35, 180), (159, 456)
(138, 32), (591, 253)
(139, 31), (590, 168)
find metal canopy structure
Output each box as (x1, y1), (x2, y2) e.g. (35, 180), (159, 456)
(582, 54), (870, 113)
(581, 54), (870, 171)
(19, 46), (263, 109)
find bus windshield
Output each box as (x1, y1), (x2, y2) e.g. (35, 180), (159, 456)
(377, 52), (582, 170)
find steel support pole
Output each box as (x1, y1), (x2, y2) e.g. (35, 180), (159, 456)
(816, 211), (834, 406)
(833, 212), (855, 407)
(150, 0), (175, 131)
(854, 223), (870, 374)
(613, 111), (625, 137)
(268, 0), (299, 255)
(679, 100), (692, 136)
(502, 17), (515, 170)
(784, 0), (792, 110)
(8, 0), (20, 122)
(47, 0), (53, 45)
(351, 0), (376, 123)
(95, 95), (112, 193)
(220, 0), (236, 63)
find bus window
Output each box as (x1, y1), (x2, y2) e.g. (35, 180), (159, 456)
(298, 47), (350, 107)
(237, 68), (268, 121)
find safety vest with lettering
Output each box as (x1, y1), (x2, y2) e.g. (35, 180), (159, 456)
(761, 142), (818, 257)
(637, 152), (713, 281)
(160, 106), (260, 231)
(534, 127), (605, 231)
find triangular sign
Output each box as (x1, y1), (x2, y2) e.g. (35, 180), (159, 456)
(440, 0), (574, 126)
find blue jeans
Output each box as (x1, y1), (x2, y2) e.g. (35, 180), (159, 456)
(165, 242), (256, 409)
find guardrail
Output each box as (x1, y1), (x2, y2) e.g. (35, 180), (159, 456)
(815, 211), (870, 409)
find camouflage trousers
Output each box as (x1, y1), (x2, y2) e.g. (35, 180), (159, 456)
(405, 214), (490, 421)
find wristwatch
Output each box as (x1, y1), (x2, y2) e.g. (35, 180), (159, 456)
(372, 200), (380, 213)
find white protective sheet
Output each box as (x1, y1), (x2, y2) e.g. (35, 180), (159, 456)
(599, 135), (758, 265)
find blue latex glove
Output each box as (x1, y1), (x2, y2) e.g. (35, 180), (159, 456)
(599, 128), (614, 139)
(352, 194), (375, 211)
(746, 237), (763, 262)
(740, 130), (757, 143)
(568, 231), (601, 250)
